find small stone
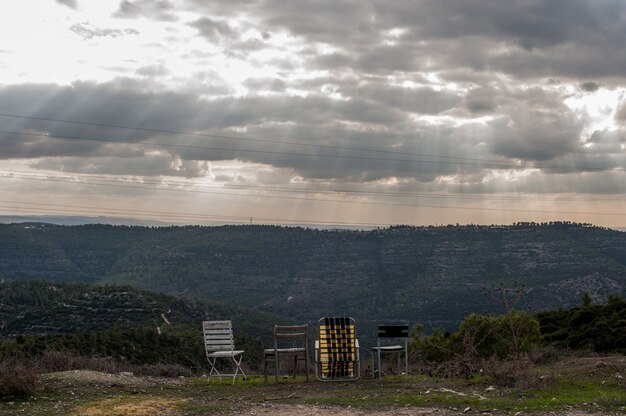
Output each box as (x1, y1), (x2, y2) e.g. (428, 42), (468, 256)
(463, 406), (471, 413)
(485, 386), (496, 392)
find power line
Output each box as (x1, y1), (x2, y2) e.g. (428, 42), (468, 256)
(0, 200), (393, 227)
(2, 170), (625, 217)
(2, 168), (624, 203)
(0, 129), (531, 170)
(0, 112), (514, 162)
(1, 113), (624, 172)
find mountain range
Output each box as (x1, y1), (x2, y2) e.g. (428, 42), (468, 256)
(1, 221), (624, 338)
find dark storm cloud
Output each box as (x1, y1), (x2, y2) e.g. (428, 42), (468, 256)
(31, 155), (209, 178)
(352, 84), (461, 115)
(488, 109), (583, 161)
(464, 87), (498, 114)
(580, 82), (601, 92)
(136, 64), (169, 77)
(0, 79), (497, 182)
(260, 0), (377, 46)
(113, 0), (178, 21)
(192, 0), (626, 80)
(189, 17), (237, 41)
(616, 100), (626, 123)
(389, 0), (618, 48)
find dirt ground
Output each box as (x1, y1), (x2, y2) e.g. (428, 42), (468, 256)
(3, 355), (624, 416)
(241, 403), (611, 415)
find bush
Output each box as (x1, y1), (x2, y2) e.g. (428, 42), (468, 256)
(480, 355), (551, 390)
(410, 312), (541, 379)
(460, 312), (541, 359)
(0, 359), (38, 398)
(34, 351), (124, 374)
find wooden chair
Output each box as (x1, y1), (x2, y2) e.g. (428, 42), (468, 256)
(202, 320), (246, 384)
(371, 324), (409, 378)
(315, 317), (360, 381)
(263, 324), (310, 382)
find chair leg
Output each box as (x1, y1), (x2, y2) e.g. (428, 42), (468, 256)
(305, 351), (310, 381)
(275, 352), (279, 383)
(207, 357), (221, 379)
(231, 354), (246, 384)
(397, 351), (401, 376)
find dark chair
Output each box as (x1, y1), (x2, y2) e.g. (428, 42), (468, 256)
(263, 324), (310, 382)
(371, 324), (409, 378)
(315, 317), (360, 381)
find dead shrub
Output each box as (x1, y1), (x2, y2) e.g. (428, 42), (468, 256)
(0, 359), (38, 398)
(481, 355), (551, 390)
(35, 351), (126, 374)
(529, 345), (562, 365)
(34, 351), (194, 378)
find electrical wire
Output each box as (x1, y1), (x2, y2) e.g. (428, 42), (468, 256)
(2, 171), (625, 217)
(1, 112), (624, 172)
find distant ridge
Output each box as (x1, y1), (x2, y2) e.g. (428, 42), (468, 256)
(0, 215), (170, 227)
(1, 222), (624, 332)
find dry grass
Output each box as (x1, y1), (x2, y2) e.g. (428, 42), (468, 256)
(71, 396), (181, 416)
(34, 351), (192, 378)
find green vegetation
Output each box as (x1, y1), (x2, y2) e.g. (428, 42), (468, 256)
(412, 311), (541, 363)
(0, 324), (264, 371)
(0, 280), (283, 344)
(537, 295), (626, 353)
(411, 296), (626, 378)
(1, 222), (625, 333)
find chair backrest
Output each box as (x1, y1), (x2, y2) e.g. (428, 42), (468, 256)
(203, 320), (235, 353)
(274, 324), (308, 349)
(317, 317), (358, 379)
(377, 324), (409, 339)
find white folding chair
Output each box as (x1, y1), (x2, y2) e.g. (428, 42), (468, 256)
(202, 320), (246, 383)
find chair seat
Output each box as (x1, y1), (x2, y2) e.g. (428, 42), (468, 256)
(371, 345), (404, 352)
(264, 347), (306, 355)
(207, 350), (244, 358)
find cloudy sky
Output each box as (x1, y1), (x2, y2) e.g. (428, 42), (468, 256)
(1, 0), (625, 227)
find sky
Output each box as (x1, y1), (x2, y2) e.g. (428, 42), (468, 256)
(0, 0), (625, 228)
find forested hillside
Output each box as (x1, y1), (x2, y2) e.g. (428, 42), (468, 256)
(1, 222), (625, 330)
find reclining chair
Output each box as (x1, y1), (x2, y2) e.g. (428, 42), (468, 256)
(315, 317), (360, 381)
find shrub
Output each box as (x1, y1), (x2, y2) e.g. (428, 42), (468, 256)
(480, 355), (551, 390)
(460, 312), (541, 358)
(0, 359), (38, 398)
